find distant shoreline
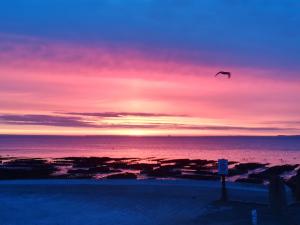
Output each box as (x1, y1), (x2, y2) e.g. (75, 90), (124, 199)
(0, 134), (300, 138)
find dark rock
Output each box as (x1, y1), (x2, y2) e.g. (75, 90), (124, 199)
(0, 166), (56, 179)
(88, 166), (115, 173)
(145, 165), (181, 177)
(235, 162), (267, 171)
(62, 157), (111, 168)
(140, 167), (156, 174)
(228, 161), (238, 165)
(4, 158), (48, 167)
(0, 156), (16, 160)
(52, 162), (73, 166)
(126, 163), (158, 171)
(108, 162), (156, 170)
(68, 166), (120, 174)
(105, 172), (137, 179)
(0, 158), (57, 179)
(184, 162), (215, 171)
(52, 159), (73, 166)
(113, 157), (139, 161)
(108, 162), (128, 169)
(249, 164), (298, 180)
(228, 163), (267, 177)
(51, 173), (94, 179)
(161, 159), (190, 166)
(68, 169), (90, 174)
(190, 159), (216, 166)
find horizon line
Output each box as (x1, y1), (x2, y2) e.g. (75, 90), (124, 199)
(0, 134), (299, 138)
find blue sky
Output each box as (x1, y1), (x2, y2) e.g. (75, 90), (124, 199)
(0, 0), (300, 135)
(0, 0), (300, 73)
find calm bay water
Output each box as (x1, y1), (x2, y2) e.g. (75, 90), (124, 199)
(0, 135), (299, 165)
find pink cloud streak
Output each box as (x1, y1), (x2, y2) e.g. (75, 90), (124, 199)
(0, 33), (300, 135)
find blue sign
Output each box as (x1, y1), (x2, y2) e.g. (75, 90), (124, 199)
(218, 159), (228, 175)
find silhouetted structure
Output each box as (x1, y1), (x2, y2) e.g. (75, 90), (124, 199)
(295, 173), (300, 201)
(269, 176), (287, 214)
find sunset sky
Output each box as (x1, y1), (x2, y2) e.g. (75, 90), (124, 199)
(0, 0), (300, 136)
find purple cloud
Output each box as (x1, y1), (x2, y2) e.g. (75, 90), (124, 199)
(0, 114), (96, 128)
(62, 112), (186, 118)
(0, 113), (299, 133)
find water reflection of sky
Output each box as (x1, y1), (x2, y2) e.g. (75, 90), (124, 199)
(0, 136), (299, 165)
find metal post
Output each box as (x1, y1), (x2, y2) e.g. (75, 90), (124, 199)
(218, 159), (228, 202)
(221, 174), (227, 202)
(251, 209), (257, 225)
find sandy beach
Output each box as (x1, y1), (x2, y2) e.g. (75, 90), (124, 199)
(0, 179), (299, 225)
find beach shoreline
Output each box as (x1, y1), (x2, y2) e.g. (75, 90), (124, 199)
(0, 155), (299, 199)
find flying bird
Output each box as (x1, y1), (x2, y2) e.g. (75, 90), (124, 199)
(215, 71), (231, 79)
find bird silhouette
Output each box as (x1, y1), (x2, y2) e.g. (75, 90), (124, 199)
(215, 71), (231, 79)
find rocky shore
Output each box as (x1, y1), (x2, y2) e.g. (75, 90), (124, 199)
(0, 156), (299, 199)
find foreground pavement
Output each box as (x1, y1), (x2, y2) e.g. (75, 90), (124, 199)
(0, 180), (298, 225)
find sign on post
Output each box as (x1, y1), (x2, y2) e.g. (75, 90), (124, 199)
(218, 159), (228, 201)
(218, 159), (228, 175)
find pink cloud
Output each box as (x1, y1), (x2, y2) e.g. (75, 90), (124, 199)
(0, 33), (300, 135)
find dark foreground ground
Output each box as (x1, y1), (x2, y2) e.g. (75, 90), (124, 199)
(0, 180), (299, 225)
(195, 201), (300, 225)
